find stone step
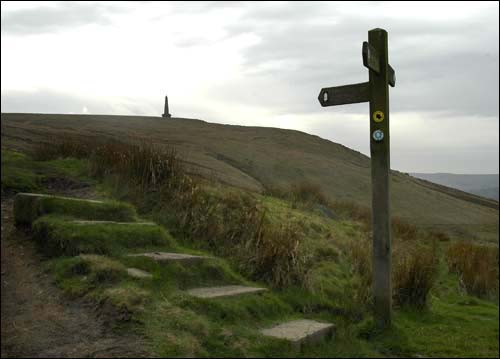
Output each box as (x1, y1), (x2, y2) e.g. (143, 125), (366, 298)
(127, 252), (211, 264)
(260, 319), (335, 349)
(14, 192), (137, 225)
(127, 267), (153, 279)
(186, 285), (267, 299)
(72, 220), (155, 226)
(16, 192), (103, 203)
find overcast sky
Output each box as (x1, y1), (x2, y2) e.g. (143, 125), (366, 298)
(1, 1), (499, 174)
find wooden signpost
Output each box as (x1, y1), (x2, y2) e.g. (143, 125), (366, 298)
(318, 28), (396, 329)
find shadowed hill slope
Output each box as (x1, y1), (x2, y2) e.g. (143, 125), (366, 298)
(2, 113), (498, 242)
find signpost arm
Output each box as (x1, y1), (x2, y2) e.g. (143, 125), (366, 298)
(368, 28), (392, 329)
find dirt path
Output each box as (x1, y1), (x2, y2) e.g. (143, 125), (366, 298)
(1, 197), (152, 358)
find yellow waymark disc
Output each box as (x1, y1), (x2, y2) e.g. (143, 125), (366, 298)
(373, 111), (384, 122)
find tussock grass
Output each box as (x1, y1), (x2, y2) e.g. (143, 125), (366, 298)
(290, 181), (329, 206)
(167, 189), (311, 288)
(101, 285), (151, 318)
(33, 137), (184, 191)
(426, 230), (451, 242)
(346, 236), (439, 309)
(32, 138), (94, 161)
(49, 255), (126, 296)
(447, 241), (499, 298)
(392, 217), (418, 241)
(244, 220), (310, 288)
(392, 242), (439, 308)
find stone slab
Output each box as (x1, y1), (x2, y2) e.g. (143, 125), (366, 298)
(127, 252), (210, 264)
(260, 319), (335, 349)
(72, 220), (155, 225)
(127, 268), (153, 279)
(13, 192), (136, 225)
(186, 285), (267, 299)
(17, 193), (103, 203)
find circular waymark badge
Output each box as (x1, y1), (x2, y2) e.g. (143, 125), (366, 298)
(373, 111), (384, 123)
(372, 129), (384, 142)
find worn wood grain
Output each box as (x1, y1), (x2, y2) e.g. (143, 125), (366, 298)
(318, 82), (370, 107)
(362, 41), (380, 74)
(368, 28), (392, 329)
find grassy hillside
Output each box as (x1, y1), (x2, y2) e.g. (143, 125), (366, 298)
(2, 113), (498, 242)
(2, 145), (498, 358)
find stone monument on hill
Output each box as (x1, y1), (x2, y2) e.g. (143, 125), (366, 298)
(162, 95), (171, 118)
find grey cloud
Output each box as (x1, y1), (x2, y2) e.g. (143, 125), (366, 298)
(174, 36), (212, 48)
(0, 89), (145, 115)
(1, 89), (113, 114)
(213, 3), (499, 118)
(1, 2), (124, 35)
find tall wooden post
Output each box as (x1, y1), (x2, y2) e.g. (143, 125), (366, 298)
(318, 28), (395, 329)
(368, 28), (392, 328)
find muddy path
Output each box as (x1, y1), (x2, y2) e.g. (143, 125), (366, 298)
(1, 196), (152, 358)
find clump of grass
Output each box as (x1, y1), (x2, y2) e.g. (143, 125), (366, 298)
(164, 189), (311, 288)
(391, 217), (418, 241)
(144, 300), (210, 357)
(31, 138), (94, 161)
(345, 236), (373, 313)
(244, 219), (311, 288)
(330, 200), (372, 229)
(100, 285), (150, 318)
(446, 241), (499, 298)
(392, 241), (438, 309)
(427, 230), (451, 242)
(79, 254), (127, 283)
(89, 141), (183, 191)
(32, 137), (185, 192)
(346, 236), (438, 309)
(49, 255), (126, 296)
(289, 181), (329, 206)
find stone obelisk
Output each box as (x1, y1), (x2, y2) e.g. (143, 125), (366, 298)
(162, 95), (171, 118)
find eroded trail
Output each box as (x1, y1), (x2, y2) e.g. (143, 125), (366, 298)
(1, 197), (151, 358)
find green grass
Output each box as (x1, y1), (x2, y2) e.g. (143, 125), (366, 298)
(1, 148), (93, 194)
(13, 193), (138, 225)
(3, 146), (498, 357)
(33, 215), (175, 257)
(357, 291), (499, 358)
(48, 254), (127, 296)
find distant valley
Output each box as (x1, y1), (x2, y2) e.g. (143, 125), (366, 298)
(410, 173), (499, 201)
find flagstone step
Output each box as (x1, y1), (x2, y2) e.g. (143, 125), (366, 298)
(14, 192), (137, 225)
(260, 319), (335, 349)
(16, 192), (104, 203)
(127, 252), (211, 264)
(127, 267), (153, 279)
(72, 220), (155, 225)
(186, 285), (267, 299)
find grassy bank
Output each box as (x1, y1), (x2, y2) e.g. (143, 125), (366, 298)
(2, 144), (498, 357)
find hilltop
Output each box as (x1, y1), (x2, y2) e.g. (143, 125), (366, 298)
(1, 113), (498, 242)
(1, 114), (498, 358)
